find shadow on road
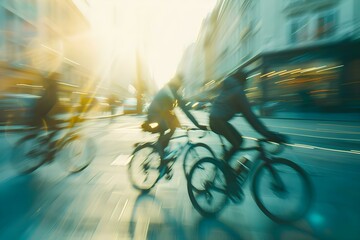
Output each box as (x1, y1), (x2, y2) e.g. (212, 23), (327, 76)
(0, 174), (38, 239)
(197, 217), (243, 240)
(128, 192), (187, 240)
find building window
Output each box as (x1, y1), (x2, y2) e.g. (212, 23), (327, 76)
(289, 17), (309, 44)
(316, 10), (337, 39)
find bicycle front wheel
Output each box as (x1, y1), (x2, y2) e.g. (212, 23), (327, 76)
(183, 143), (216, 179)
(11, 134), (47, 174)
(128, 143), (162, 191)
(251, 158), (313, 223)
(58, 133), (97, 173)
(187, 157), (229, 217)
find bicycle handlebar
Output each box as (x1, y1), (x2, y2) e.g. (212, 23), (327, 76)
(179, 126), (209, 139)
(253, 138), (288, 155)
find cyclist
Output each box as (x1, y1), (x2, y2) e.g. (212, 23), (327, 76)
(30, 72), (59, 128)
(209, 70), (287, 163)
(143, 74), (207, 158)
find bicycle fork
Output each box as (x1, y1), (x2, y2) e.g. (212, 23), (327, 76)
(266, 164), (288, 197)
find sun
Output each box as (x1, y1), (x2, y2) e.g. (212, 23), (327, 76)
(73, 0), (217, 90)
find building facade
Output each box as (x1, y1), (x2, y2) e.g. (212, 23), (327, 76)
(0, 0), (92, 108)
(183, 0), (360, 114)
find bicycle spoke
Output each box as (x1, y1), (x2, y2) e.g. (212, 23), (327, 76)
(128, 144), (162, 191)
(183, 143), (216, 179)
(187, 158), (229, 217)
(11, 135), (47, 174)
(252, 158), (312, 223)
(59, 134), (96, 173)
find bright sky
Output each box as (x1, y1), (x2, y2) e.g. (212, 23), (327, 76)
(74, 0), (217, 89)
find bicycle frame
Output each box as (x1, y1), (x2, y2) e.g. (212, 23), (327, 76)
(161, 128), (206, 164)
(27, 117), (85, 162)
(217, 139), (285, 190)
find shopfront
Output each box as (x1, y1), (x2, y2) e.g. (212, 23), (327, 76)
(242, 39), (360, 115)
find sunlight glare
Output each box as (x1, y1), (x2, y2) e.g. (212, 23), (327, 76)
(77, 0), (216, 89)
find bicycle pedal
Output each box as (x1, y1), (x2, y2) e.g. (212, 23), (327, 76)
(228, 184), (245, 204)
(165, 172), (173, 180)
(159, 166), (167, 178)
(229, 191), (244, 204)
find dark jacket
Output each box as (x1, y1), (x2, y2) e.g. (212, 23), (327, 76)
(210, 76), (278, 140)
(148, 84), (201, 128)
(34, 80), (58, 118)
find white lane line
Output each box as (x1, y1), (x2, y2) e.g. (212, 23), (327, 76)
(111, 154), (131, 166)
(285, 143), (360, 155)
(318, 123), (360, 128)
(287, 143), (315, 149)
(118, 199), (129, 221)
(315, 146), (360, 154)
(281, 131), (360, 142)
(241, 136), (360, 155)
(267, 125), (360, 135)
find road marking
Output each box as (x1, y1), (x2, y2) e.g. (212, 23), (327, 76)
(281, 131), (360, 142)
(268, 125), (360, 135)
(288, 143), (315, 149)
(313, 146), (360, 154)
(350, 150), (360, 154)
(286, 143), (360, 155)
(318, 123), (360, 128)
(111, 154), (131, 166)
(241, 135), (360, 155)
(118, 199), (129, 221)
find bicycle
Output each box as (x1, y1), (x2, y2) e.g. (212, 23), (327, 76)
(11, 116), (96, 174)
(127, 126), (216, 192)
(187, 138), (313, 223)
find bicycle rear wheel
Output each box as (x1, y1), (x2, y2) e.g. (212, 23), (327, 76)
(128, 143), (162, 191)
(183, 143), (216, 179)
(251, 158), (313, 223)
(11, 134), (47, 174)
(187, 157), (229, 217)
(58, 133), (96, 173)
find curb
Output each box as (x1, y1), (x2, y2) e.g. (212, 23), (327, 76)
(0, 113), (147, 133)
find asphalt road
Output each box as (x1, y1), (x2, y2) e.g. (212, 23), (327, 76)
(0, 112), (359, 240)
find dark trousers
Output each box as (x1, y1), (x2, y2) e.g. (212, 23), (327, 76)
(209, 117), (243, 161)
(148, 111), (180, 155)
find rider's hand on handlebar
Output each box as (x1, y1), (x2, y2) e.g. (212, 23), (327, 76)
(198, 125), (209, 131)
(268, 132), (288, 144)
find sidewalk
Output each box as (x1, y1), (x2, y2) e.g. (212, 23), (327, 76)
(2, 110), (359, 133)
(0, 111), (146, 133)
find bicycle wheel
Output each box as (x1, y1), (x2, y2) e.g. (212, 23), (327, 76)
(183, 143), (216, 179)
(128, 143), (162, 191)
(58, 133), (96, 173)
(251, 158), (313, 223)
(187, 157), (229, 217)
(11, 134), (47, 174)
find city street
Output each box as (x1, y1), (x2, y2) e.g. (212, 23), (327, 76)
(1, 111), (359, 240)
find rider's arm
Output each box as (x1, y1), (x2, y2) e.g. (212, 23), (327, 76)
(236, 89), (280, 141)
(174, 91), (203, 129)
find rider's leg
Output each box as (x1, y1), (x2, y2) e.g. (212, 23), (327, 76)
(209, 117), (243, 161)
(210, 117), (245, 200)
(158, 128), (175, 154)
(155, 118), (172, 156)
(158, 112), (179, 155)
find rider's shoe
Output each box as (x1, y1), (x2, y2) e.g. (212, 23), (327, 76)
(159, 165), (167, 178)
(228, 176), (245, 203)
(163, 149), (176, 161)
(165, 170), (173, 180)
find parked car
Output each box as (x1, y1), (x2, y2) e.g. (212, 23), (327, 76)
(123, 98), (138, 114)
(0, 93), (39, 124)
